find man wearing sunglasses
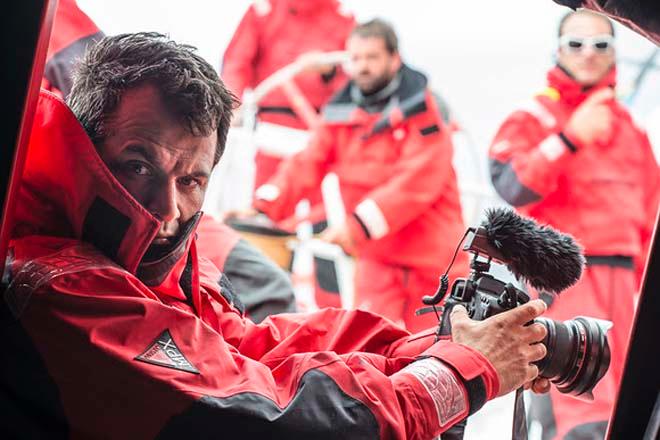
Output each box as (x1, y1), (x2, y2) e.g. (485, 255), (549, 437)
(489, 10), (660, 440)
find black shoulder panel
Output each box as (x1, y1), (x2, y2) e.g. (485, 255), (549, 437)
(0, 303), (69, 439)
(156, 369), (379, 439)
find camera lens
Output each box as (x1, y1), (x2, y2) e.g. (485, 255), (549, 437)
(534, 316), (611, 398)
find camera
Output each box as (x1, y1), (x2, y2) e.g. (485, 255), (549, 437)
(424, 209), (611, 398)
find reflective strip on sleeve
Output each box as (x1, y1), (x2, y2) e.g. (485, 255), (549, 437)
(354, 199), (389, 240)
(397, 357), (468, 428)
(539, 135), (567, 162)
(255, 184), (280, 202)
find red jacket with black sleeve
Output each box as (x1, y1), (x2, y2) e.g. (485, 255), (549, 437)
(42, 0), (104, 98)
(489, 66), (660, 280)
(0, 91), (499, 438)
(222, 0), (354, 129)
(254, 65), (470, 277)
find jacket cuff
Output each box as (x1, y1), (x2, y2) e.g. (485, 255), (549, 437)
(353, 198), (390, 240)
(560, 126), (586, 152)
(347, 214), (370, 247)
(421, 340), (500, 415)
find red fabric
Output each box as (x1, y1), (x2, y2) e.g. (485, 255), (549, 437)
(353, 259), (462, 333)
(542, 265), (636, 440)
(489, 66), (660, 280)
(7, 90), (498, 438)
(255, 91), (470, 276)
(41, 0), (101, 96)
(195, 214), (241, 272)
(222, 0), (354, 129)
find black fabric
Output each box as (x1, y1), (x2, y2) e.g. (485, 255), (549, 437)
(179, 251), (194, 308)
(313, 256), (340, 294)
(558, 131), (578, 153)
(463, 376), (487, 416)
(420, 124), (440, 136)
(585, 255), (634, 269)
(81, 197), (131, 262)
(0, 303), (69, 439)
(490, 159), (543, 207)
(218, 273), (246, 315)
(137, 212), (202, 286)
(564, 420), (608, 440)
(156, 369), (379, 439)
(44, 31), (104, 99)
(223, 239), (295, 322)
(324, 64), (428, 130)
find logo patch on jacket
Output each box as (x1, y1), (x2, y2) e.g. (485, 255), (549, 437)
(135, 329), (199, 374)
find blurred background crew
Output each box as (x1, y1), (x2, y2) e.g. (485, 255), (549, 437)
(222, 0), (355, 193)
(253, 19), (469, 332)
(42, 0), (104, 98)
(488, 10), (660, 439)
(196, 215), (296, 323)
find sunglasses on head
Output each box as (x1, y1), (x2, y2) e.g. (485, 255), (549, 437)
(559, 34), (615, 53)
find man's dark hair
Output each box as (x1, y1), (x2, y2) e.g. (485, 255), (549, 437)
(558, 10), (615, 37)
(350, 19), (399, 54)
(68, 32), (239, 165)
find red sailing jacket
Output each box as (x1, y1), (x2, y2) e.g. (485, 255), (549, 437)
(222, 0), (354, 129)
(255, 65), (470, 276)
(489, 66), (660, 278)
(0, 91), (498, 439)
(42, 0), (104, 98)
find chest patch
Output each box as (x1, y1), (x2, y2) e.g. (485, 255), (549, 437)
(135, 329), (199, 374)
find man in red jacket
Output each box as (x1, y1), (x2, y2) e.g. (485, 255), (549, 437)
(253, 19), (470, 332)
(222, 0), (355, 191)
(489, 10), (660, 439)
(1, 32), (551, 438)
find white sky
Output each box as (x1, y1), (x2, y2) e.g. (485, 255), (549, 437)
(77, 0), (659, 153)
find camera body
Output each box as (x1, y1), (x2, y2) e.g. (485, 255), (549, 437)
(438, 261), (530, 337)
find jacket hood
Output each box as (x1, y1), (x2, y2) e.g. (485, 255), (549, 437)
(547, 64), (617, 107)
(322, 64), (430, 135)
(12, 91), (197, 285)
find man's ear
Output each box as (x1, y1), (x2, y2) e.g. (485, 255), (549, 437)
(391, 52), (402, 72)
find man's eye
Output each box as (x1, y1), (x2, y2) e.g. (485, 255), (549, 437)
(178, 176), (201, 187)
(125, 161), (152, 176)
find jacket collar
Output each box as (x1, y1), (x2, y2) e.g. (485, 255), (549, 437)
(547, 64), (617, 107)
(12, 91), (199, 289)
(322, 64), (429, 136)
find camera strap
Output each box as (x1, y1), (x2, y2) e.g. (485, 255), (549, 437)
(511, 388), (528, 440)
(440, 388), (528, 439)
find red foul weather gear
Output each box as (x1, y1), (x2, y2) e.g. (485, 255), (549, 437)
(222, 0), (355, 190)
(0, 90), (498, 439)
(196, 214), (297, 323)
(42, 0), (104, 98)
(255, 65), (470, 332)
(489, 65), (660, 439)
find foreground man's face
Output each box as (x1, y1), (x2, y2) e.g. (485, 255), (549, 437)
(98, 84), (216, 248)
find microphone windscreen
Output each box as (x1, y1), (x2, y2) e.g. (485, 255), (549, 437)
(483, 208), (584, 293)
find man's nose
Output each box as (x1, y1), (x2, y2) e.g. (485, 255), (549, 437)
(149, 180), (180, 223)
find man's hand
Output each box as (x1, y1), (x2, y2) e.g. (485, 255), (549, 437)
(297, 51), (336, 75)
(565, 87), (615, 146)
(450, 300), (548, 397)
(319, 223), (355, 255)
